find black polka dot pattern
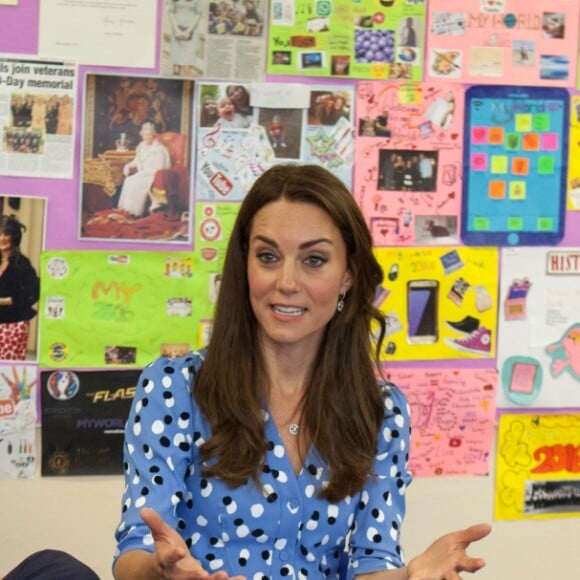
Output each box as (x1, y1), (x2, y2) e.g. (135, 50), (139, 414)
(114, 351), (412, 577)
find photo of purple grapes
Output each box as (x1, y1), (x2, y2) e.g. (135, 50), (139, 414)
(354, 28), (395, 63)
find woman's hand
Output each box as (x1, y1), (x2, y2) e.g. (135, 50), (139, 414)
(140, 508), (246, 580)
(123, 163), (137, 177)
(406, 523), (491, 580)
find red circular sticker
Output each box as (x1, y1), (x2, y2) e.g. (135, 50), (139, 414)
(200, 218), (221, 241)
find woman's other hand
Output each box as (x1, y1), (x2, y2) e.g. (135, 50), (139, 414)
(140, 507), (246, 580)
(406, 523), (491, 580)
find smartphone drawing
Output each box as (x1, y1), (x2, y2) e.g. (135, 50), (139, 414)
(407, 280), (438, 344)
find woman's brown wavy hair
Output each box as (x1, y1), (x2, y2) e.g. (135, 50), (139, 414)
(195, 163), (387, 501)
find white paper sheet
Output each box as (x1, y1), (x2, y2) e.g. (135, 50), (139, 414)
(38, 0), (156, 68)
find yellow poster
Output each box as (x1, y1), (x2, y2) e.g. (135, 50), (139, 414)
(495, 413), (580, 520)
(373, 246), (498, 361)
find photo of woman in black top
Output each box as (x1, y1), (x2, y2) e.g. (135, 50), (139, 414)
(0, 215), (40, 360)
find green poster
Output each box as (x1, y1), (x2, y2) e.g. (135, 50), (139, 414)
(40, 251), (197, 368)
(193, 202), (241, 349)
(268, 0), (425, 80)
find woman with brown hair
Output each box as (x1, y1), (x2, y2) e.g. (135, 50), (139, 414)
(113, 164), (490, 579)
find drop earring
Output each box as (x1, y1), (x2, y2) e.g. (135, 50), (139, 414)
(337, 293), (345, 312)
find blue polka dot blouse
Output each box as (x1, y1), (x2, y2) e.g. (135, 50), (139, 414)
(114, 350), (413, 578)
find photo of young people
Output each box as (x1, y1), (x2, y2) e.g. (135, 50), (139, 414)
(308, 90), (351, 126)
(208, 0), (264, 36)
(198, 83), (254, 129)
(378, 149), (439, 192)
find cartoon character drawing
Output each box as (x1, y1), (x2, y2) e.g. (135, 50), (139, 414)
(546, 324), (580, 380)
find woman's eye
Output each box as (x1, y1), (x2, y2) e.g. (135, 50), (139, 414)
(306, 255), (326, 267)
(257, 251), (277, 264)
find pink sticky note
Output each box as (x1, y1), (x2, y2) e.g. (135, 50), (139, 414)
(541, 132), (559, 151)
(471, 152), (488, 171)
(471, 126), (488, 144)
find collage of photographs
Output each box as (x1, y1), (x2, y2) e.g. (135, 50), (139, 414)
(1, 1), (580, 579)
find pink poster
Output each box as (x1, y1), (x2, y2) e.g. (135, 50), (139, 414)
(354, 81), (464, 246)
(425, 0), (579, 87)
(386, 367), (497, 477)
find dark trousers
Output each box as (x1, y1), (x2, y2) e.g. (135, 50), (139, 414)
(4, 550), (100, 580)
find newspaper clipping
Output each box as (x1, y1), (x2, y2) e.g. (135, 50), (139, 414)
(0, 54), (77, 179)
(160, 0), (267, 82)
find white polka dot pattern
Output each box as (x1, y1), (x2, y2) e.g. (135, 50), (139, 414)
(114, 351), (412, 578)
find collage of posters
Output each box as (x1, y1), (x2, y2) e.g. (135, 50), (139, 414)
(0, 0), (579, 528)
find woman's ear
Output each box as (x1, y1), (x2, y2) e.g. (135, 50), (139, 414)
(341, 269), (353, 294)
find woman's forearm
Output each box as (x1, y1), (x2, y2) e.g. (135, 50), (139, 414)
(356, 568), (409, 580)
(0, 296), (13, 306)
(114, 550), (158, 580)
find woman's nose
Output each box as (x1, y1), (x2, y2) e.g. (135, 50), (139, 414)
(276, 262), (300, 293)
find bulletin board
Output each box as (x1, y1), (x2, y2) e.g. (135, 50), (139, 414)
(3, 5), (580, 580)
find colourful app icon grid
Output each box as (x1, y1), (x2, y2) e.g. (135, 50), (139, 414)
(461, 85), (569, 246)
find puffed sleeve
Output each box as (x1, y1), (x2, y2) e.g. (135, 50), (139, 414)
(113, 351), (204, 561)
(346, 383), (413, 578)
(13, 254), (39, 309)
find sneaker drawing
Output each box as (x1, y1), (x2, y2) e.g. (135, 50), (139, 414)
(444, 315), (480, 335)
(446, 326), (491, 355)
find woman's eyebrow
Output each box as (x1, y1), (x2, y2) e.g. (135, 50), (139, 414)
(251, 234), (334, 249)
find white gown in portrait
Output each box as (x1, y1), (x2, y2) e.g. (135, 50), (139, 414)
(117, 140), (171, 217)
